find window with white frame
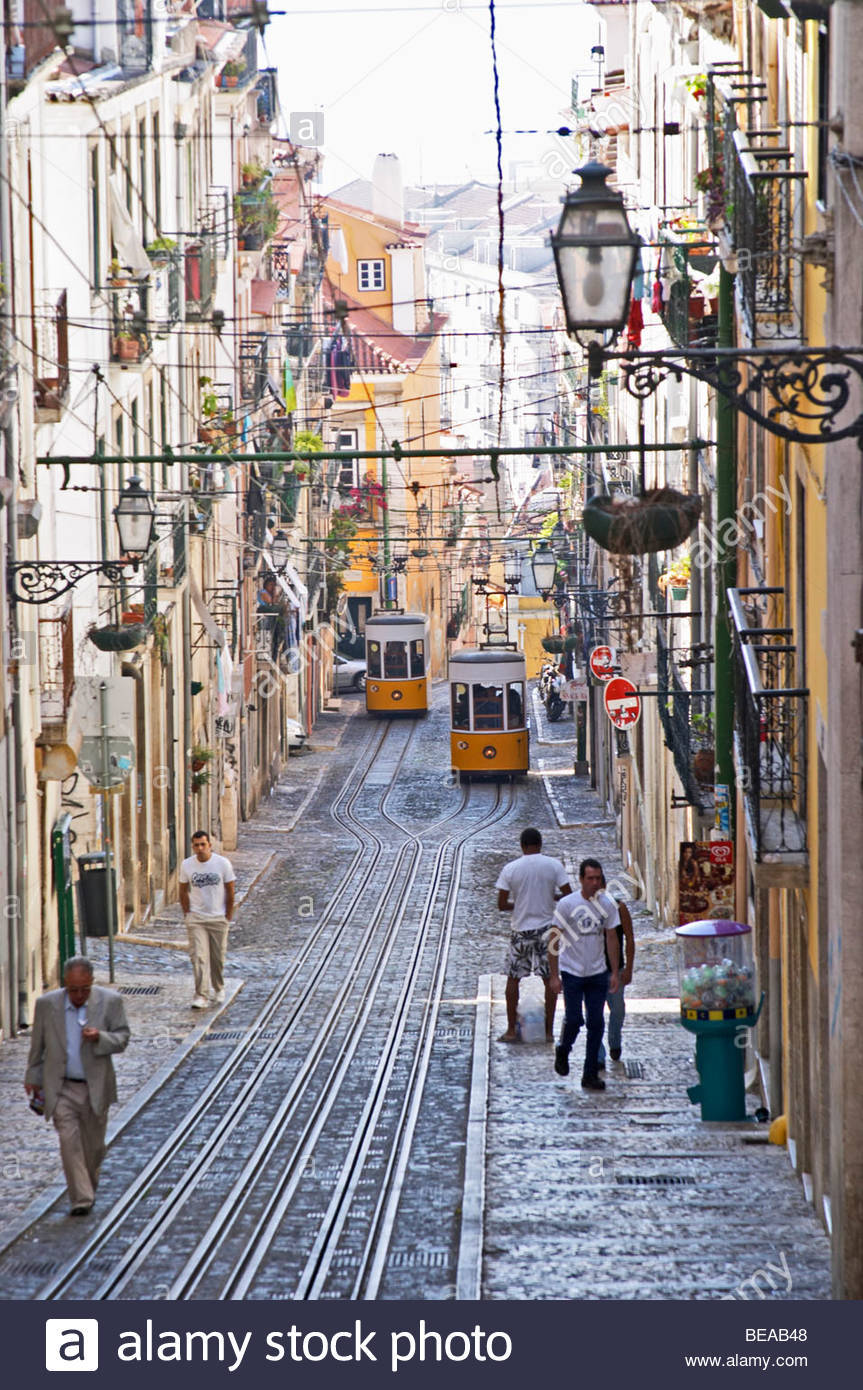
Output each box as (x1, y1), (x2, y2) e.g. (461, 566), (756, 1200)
(357, 259), (385, 292)
(335, 429), (360, 491)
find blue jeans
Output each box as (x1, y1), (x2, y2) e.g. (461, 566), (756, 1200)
(597, 984), (626, 1063)
(559, 969), (608, 1079)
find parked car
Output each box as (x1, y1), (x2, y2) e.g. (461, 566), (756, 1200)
(334, 653), (367, 692)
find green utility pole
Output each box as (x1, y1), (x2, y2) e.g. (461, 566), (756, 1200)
(713, 264), (737, 821)
(381, 452), (393, 610)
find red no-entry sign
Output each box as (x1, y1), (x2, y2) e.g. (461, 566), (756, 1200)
(604, 676), (642, 728)
(588, 645), (616, 681)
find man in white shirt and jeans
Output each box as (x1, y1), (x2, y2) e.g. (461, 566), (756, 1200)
(549, 857), (620, 1090)
(179, 830), (236, 1009)
(495, 828), (572, 1042)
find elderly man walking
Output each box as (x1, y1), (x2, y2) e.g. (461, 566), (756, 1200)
(24, 956), (130, 1215)
(179, 829), (236, 1009)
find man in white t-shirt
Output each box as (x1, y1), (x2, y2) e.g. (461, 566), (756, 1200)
(548, 857), (620, 1090)
(179, 830), (237, 1009)
(495, 828), (571, 1043)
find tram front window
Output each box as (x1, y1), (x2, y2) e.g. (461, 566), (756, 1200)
(473, 683), (504, 730)
(507, 681), (525, 729)
(384, 641), (408, 678)
(367, 641), (382, 678)
(452, 683), (469, 730)
(410, 638), (425, 677)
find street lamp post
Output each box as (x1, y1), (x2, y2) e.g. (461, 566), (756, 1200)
(8, 476), (156, 604)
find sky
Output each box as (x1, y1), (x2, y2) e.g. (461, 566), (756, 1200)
(266, 0), (601, 194)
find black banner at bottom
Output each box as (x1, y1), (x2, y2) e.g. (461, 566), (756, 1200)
(0, 1299), (857, 1387)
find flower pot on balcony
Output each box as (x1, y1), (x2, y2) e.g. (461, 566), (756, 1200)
(688, 296), (705, 321)
(583, 488), (703, 556)
(671, 585), (689, 601)
(121, 608), (144, 625)
(87, 623), (147, 652)
(114, 335), (140, 362)
(692, 747), (715, 784)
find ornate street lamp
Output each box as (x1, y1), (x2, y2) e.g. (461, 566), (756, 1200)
(271, 529), (290, 572)
(551, 161), (863, 444)
(503, 550), (522, 592)
(9, 475), (156, 604)
(530, 541), (558, 600)
(550, 162), (639, 340)
(113, 476), (156, 558)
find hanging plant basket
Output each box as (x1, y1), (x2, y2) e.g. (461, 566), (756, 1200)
(583, 488), (703, 556)
(541, 636), (565, 653)
(87, 622), (148, 652)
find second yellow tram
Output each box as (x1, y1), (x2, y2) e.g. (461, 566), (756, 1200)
(365, 612), (430, 715)
(449, 648), (529, 778)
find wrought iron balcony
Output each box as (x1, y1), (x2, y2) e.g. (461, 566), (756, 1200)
(37, 611), (75, 738)
(729, 586), (808, 879)
(255, 68), (279, 127)
(658, 230), (718, 350)
(150, 254), (181, 335)
(657, 630), (714, 814)
(110, 280), (151, 364)
(34, 289), (70, 420)
(240, 333), (268, 403)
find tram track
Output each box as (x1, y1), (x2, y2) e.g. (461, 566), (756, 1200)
(7, 706), (517, 1302)
(1, 715), (410, 1298)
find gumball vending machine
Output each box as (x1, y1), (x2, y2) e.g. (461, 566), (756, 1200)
(675, 920), (764, 1121)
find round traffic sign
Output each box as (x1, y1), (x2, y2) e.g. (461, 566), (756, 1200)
(604, 676), (642, 729)
(588, 644), (616, 681)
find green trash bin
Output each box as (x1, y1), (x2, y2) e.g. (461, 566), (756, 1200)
(676, 919), (764, 1122)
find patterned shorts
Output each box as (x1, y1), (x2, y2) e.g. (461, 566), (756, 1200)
(506, 927), (551, 981)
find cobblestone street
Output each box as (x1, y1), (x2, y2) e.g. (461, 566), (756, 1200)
(0, 687), (831, 1299)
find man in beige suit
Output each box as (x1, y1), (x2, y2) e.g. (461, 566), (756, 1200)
(24, 956), (130, 1215)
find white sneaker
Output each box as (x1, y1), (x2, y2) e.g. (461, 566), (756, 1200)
(191, 995), (209, 1009)
(212, 988), (226, 1004)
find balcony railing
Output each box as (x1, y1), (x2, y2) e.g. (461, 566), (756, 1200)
(153, 506), (187, 587)
(150, 254), (181, 335)
(206, 187), (232, 259)
(657, 631), (714, 814)
(658, 231), (718, 350)
(240, 332), (268, 402)
(185, 233), (216, 319)
(110, 280), (151, 363)
(729, 586), (808, 868)
(255, 68), (279, 127)
(34, 288), (69, 419)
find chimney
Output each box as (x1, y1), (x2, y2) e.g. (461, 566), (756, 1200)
(372, 153), (404, 227)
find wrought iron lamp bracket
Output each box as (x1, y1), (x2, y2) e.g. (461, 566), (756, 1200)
(8, 558), (131, 605)
(604, 345), (863, 446)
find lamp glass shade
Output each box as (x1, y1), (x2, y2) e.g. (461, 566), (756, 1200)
(504, 553), (522, 588)
(114, 476), (155, 556)
(551, 165), (639, 332)
(271, 531), (289, 570)
(531, 543), (558, 597)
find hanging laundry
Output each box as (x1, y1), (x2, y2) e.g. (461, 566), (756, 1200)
(633, 241), (647, 300)
(323, 333), (354, 397)
(283, 359), (297, 413)
(626, 297), (644, 348)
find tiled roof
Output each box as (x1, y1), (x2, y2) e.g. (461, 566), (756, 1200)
(322, 282), (446, 373)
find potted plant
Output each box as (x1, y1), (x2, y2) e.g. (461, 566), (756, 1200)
(108, 257), (129, 286)
(121, 603), (145, 625)
(241, 159), (266, 187)
(659, 555), (692, 599)
(113, 330), (140, 362)
(220, 58), (246, 88)
(695, 159), (726, 231)
(87, 621), (148, 652)
(145, 235), (177, 264)
(191, 770), (211, 794)
(189, 744), (215, 773)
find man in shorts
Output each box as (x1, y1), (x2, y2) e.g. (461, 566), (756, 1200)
(495, 828), (572, 1042)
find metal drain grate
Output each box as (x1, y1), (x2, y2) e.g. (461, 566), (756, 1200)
(625, 1060), (645, 1079)
(615, 1174), (697, 1187)
(202, 1029), (277, 1043)
(119, 985), (162, 996)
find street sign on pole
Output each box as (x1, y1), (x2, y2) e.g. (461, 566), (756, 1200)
(604, 675), (642, 729)
(74, 677), (137, 789)
(589, 644), (616, 681)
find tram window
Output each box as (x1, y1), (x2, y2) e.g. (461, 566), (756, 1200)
(506, 681), (525, 729)
(367, 641), (382, 678)
(410, 639), (425, 677)
(384, 641), (408, 678)
(472, 683), (504, 730)
(452, 683), (470, 729)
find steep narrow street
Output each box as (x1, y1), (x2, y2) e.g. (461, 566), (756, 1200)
(0, 687), (830, 1301)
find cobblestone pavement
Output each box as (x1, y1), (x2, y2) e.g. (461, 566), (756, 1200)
(0, 684), (832, 1299)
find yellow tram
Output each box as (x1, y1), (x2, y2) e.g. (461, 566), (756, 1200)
(449, 648), (529, 779)
(365, 612), (430, 715)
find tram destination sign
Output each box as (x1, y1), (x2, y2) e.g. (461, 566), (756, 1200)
(604, 675), (642, 729)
